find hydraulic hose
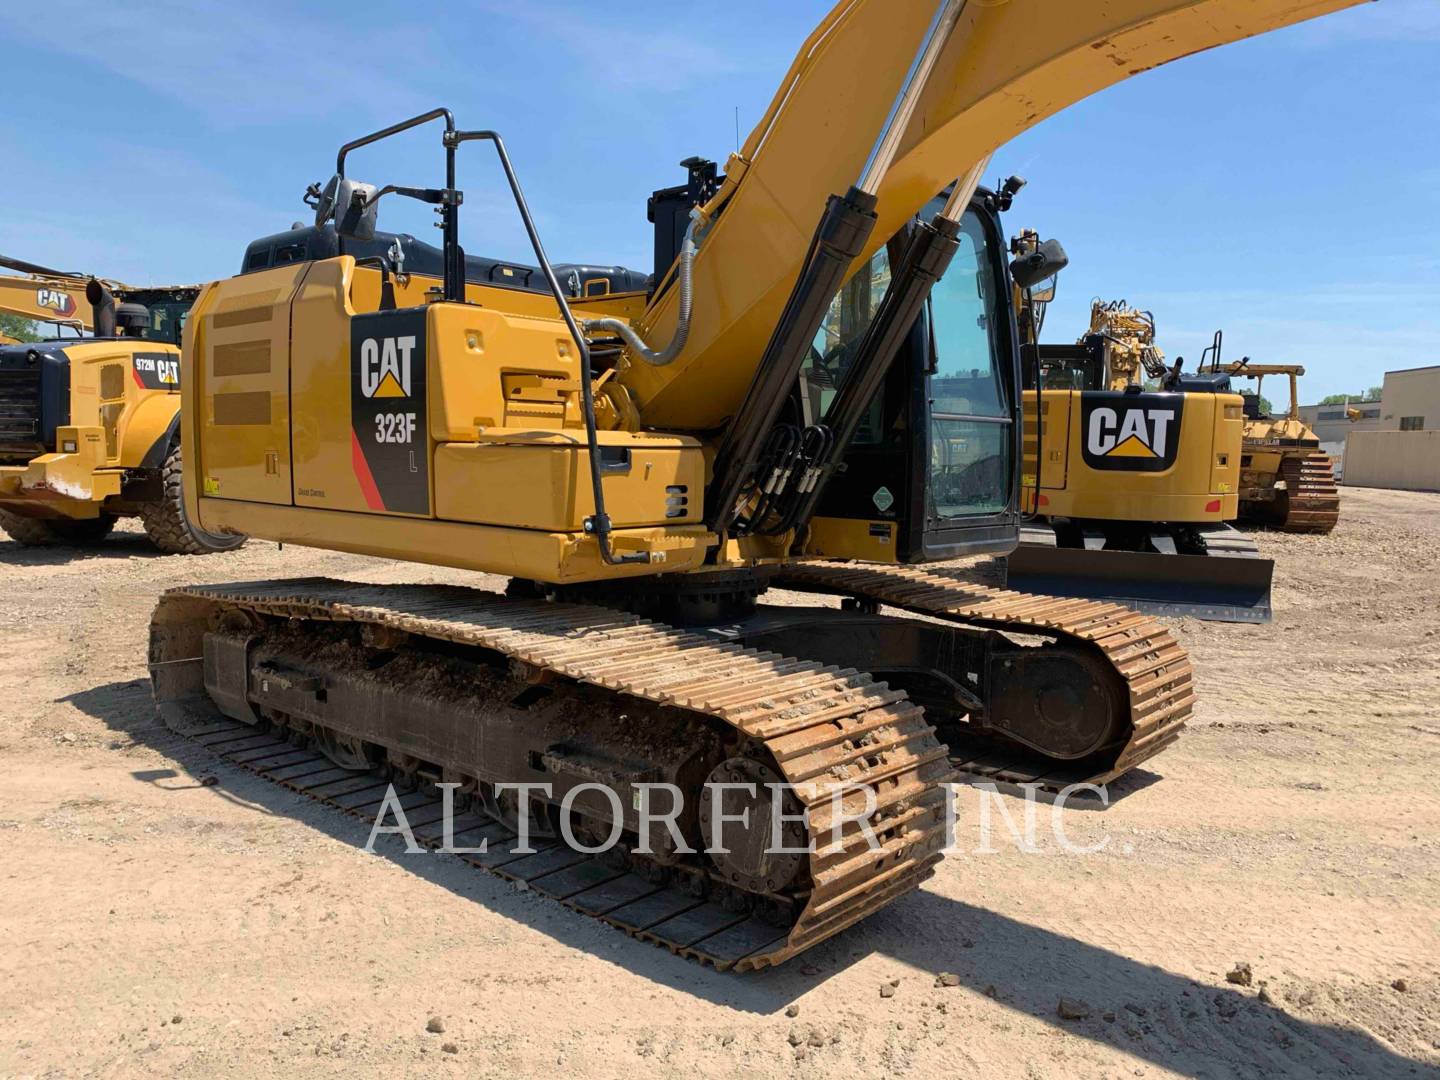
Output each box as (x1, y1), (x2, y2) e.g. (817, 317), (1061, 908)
(582, 212), (698, 367)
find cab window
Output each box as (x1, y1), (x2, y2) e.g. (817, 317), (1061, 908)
(800, 245), (892, 444)
(925, 204), (1011, 517)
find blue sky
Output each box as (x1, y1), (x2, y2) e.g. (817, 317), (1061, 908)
(2, 0), (1435, 405)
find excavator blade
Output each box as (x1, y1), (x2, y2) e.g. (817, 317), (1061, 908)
(1005, 530), (1274, 624)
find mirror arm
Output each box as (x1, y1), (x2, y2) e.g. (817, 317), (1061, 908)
(328, 108), (457, 266)
(362, 184), (456, 209)
(336, 108), (455, 176)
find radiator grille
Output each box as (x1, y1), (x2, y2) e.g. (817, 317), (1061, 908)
(0, 368), (43, 459)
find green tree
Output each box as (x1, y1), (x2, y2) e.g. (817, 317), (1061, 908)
(0, 314), (41, 343)
(1242, 391), (1274, 415)
(1318, 387), (1384, 405)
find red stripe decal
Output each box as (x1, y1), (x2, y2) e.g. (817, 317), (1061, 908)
(132, 367), (145, 388)
(350, 429), (384, 510)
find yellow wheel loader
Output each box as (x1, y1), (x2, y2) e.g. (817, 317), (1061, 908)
(0, 256), (243, 553)
(1200, 347), (1341, 533)
(148, 0), (1363, 970)
(1005, 293), (1274, 622)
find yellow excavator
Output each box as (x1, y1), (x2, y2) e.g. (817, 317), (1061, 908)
(1006, 294), (1274, 622)
(1199, 346), (1342, 533)
(0, 255), (243, 552)
(149, 0), (1365, 970)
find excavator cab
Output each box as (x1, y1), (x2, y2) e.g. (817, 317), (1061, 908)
(799, 189), (1022, 563)
(643, 166), (1026, 567)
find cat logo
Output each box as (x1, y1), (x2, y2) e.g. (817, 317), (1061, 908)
(358, 334), (417, 398)
(36, 288), (76, 317)
(133, 353), (180, 389)
(350, 310), (429, 516)
(1080, 392), (1184, 472)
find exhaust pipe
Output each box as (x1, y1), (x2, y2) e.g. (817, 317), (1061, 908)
(85, 278), (116, 338)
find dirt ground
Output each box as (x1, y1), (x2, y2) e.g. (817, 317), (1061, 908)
(0, 486), (1436, 1079)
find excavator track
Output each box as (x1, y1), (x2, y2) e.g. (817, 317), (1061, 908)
(773, 562), (1194, 788)
(149, 579), (955, 972)
(1278, 452), (1340, 533)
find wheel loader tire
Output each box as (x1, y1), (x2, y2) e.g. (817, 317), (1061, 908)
(139, 443), (246, 555)
(0, 508), (116, 547)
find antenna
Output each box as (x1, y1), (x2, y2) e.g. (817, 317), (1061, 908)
(734, 106), (740, 152)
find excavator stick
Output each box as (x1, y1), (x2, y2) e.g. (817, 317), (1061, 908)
(1006, 525), (1274, 624)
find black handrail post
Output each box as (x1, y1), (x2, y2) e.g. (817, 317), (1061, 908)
(448, 128), (647, 566)
(324, 110), (646, 566)
(440, 134), (463, 301)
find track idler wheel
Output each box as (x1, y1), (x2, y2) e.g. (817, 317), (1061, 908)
(986, 644), (1124, 760)
(699, 757), (806, 894)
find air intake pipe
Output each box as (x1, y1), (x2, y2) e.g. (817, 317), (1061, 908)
(85, 279), (116, 338)
(581, 211), (698, 367)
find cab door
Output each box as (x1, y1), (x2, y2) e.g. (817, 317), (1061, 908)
(911, 200), (1020, 559)
(803, 199), (1022, 562)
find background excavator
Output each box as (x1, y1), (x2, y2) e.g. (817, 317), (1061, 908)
(148, 0), (1364, 971)
(1006, 293), (1274, 622)
(0, 255), (242, 552)
(1199, 345), (1343, 533)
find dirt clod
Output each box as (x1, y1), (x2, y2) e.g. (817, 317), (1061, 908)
(784, 1005), (799, 1018)
(879, 985), (895, 1000)
(934, 973), (961, 988)
(1226, 963), (1254, 987)
(1057, 999), (1091, 1020)
(425, 1017), (445, 1034)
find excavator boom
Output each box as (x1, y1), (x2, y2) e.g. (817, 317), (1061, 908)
(0, 254), (200, 338)
(621, 0), (1366, 431)
(0, 264), (93, 332)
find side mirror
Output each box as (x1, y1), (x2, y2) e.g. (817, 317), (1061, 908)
(1029, 277), (1058, 304)
(311, 174), (341, 227)
(1010, 238), (1069, 291)
(334, 179), (380, 241)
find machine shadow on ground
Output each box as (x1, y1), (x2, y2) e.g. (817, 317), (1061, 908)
(67, 677), (1430, 1079)
(964, 766), (1164, 810)
(0, 533), (167, 565)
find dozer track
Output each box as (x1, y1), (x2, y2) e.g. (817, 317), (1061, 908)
(1278, 452), (1340, 534)
(773, 562), (1194, 787)
(149, 579), (955, 971)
